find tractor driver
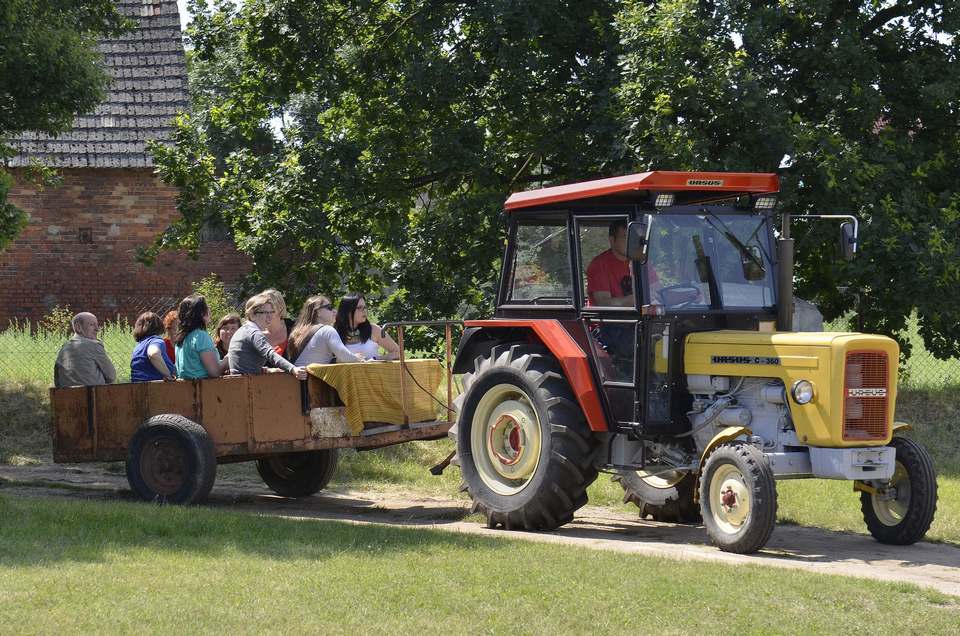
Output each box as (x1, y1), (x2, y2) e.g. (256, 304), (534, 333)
(586, 220), (634, 307)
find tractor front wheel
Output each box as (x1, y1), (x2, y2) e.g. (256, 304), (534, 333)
(861, 437), (937, 545)
(456, 344), (597, 530)
(700, 442), (777, 553)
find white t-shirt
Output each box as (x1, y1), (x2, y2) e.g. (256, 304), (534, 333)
(293, 325), (361, 366)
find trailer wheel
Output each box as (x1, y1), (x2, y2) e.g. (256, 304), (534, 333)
(456, 344), (597, 530)
(700, 442), (777, 553)
(614, 469), (701, 523)
(256, 449), (339, 498)
(861, 437), (937, 545)
(126, 414), (216, 505)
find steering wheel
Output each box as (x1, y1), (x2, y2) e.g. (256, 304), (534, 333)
(656, 283), (702, 308)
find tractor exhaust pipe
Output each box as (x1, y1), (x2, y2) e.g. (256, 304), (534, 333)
(777, 213), (794, 332)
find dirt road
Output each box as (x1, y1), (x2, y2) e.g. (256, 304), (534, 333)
(3, 462), (960, 597)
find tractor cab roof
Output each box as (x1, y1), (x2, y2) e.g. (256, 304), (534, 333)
(504, 171), (779, 211)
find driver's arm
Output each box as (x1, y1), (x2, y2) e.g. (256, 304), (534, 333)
(592, 291), (635, 307)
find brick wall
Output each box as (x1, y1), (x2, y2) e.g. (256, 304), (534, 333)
(0, 168), (251, 326)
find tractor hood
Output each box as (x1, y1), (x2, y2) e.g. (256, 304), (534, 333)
(684, 330), (900, 447)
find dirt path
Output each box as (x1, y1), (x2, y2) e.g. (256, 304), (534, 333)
(3, 463), (960, 597)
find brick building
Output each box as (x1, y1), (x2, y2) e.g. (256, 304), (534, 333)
(1, 0), (250, 327)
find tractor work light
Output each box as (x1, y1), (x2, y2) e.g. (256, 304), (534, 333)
(753, 195), (778, 210)
(654, 193), (675, 208)
(791, 380), (815, 405)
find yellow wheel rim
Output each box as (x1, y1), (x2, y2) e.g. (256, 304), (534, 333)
(709, 463), (751, 535)
(470, 383), (542, 496)
(872, 461), (911, 526)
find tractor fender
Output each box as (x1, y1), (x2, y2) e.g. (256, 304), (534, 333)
(693, 425), (753, 502)
(893, 421), (912, 433)
(461, 319), (608, 431)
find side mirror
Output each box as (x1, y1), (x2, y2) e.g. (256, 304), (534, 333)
(626, 216), (652, 263)
(840, 221), (857, 261)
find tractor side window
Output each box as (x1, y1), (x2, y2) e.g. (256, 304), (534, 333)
(507, 222), (573, 304)
(579, 218), (633, 308)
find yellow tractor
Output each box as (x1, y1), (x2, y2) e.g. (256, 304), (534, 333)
(450, 171), (937, 553)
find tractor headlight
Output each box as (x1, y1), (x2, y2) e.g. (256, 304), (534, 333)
(791, 380), (815, 404)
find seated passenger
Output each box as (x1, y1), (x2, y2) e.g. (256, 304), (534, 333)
(214, 313), (241, 358)
(130, 312), (176, 382)
(54, 312), (116, 388)
(586, 220), (634, 307)
(228, 293), (308, 379)
(162, 310), (178, 362)
(334, 293), (400, 361)
(175, 294), (229, 380)
(261, 288), (295, 358)
(287, 295), (363, 365)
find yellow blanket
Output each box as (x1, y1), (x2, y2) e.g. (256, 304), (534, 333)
(307, 359), (444, 435)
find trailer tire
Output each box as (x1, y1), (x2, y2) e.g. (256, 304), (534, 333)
(126, 414), (216, 505)
(614, 469), (701, 523)
(256, 450), (339, 498)
(861, 437), (937, 545)
(456, 344), (597, 531)
(700, 442), (777, 553)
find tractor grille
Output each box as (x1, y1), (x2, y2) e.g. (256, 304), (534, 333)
(843, 351), (889, 441)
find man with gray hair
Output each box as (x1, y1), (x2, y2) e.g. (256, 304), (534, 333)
(53, 312), (117, 388)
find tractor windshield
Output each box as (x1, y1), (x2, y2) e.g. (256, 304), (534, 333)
(646, 212), (776, 309)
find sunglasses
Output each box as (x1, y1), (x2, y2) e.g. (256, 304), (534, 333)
(318, 303), (334, 311)
(254, 309), (276, 316)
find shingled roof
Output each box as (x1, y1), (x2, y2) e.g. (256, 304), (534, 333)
(8, 0), (188, 169)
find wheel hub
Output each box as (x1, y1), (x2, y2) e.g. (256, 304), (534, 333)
(141, 438), (187, 496)
(470, 384), (542, 496)
(709, 465), (751, 533)
(872, 461), (911, 525)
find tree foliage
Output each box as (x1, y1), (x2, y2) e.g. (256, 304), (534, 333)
(617, 0), (960, 358)
(151, 0), (960, 358)
(0, 0), (128, 250)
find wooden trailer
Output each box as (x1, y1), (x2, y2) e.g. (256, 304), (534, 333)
(50, 352), (455, 504)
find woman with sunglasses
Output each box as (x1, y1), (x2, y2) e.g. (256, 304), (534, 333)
(287, 295), (363, 365)
(334, 293), (400, 361)
(227, 292), (308, 379)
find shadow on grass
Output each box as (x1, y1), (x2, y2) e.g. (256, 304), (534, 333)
(0, 493), (485, 569)
(0, 380), (51, 463)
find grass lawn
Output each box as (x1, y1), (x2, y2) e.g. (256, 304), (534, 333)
(1, 495), (958, 635)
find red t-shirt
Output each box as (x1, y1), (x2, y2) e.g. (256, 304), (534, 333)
(586, 249), (632, 305)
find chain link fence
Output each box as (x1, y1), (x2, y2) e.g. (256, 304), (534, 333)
(1, 298), (958, 388)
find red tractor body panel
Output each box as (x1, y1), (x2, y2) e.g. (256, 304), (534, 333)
(464, 319), (608, 431)
(504, 170), (779, 211)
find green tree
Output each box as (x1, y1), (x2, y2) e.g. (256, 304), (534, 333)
(146, 0), (623, 318)
(616, 0), (960, 357)
(0, 0), (128, 250)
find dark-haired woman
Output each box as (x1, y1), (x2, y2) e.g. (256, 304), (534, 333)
(174, 294), (228, 380)
(213, 313), (241, 358)
(130, 312), (176, 382)
(287, 295), (362, 365)
(334, 293), (400, 361)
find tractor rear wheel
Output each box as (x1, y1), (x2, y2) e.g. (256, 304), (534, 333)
(700, 442), (777, 553)
(256, 449), (339, 498)
(614, 469), (701, 523)
(455, 344), (597, 530)
(861, 437), (937, 545)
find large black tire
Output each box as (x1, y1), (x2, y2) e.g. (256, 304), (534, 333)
(699, 442), (777, 553)
(256, 449), (339, 498)
(126, 414), (217, 505)
(861, 437), (937, 545)
(614, 469), (702, 523)
(455, 343), (598, 531)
